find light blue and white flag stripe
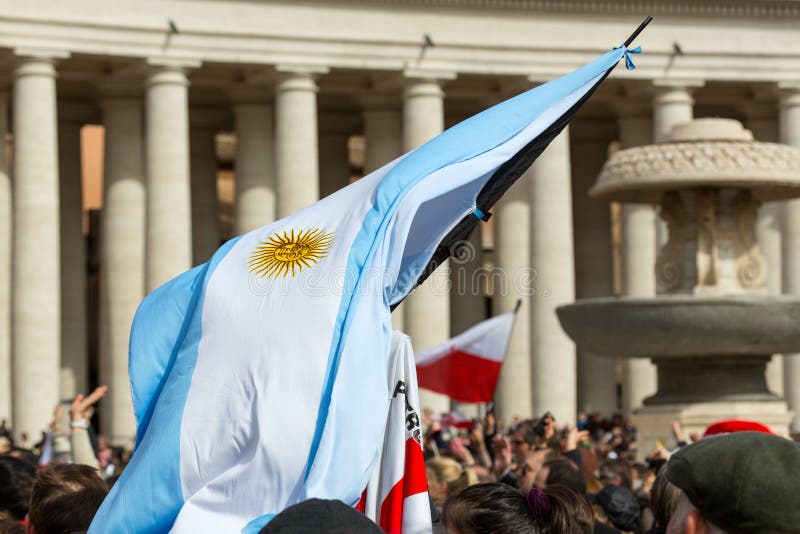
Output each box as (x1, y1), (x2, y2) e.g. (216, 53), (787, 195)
(89, 45), (634, 533)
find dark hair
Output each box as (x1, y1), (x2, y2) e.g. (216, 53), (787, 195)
(442, 482), (593, 534)
(598, 458), (632, 490)
(650, 466), (682, 527)
(0, 456), (37, 520)
(512, 420), (537, 446)
(544, 458), (585, 495)
(28, 464), (108, 534)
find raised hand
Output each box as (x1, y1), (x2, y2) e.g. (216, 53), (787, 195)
(70, 385), (109, 423)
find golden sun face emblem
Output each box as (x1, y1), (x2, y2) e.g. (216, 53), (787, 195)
(247, 227), (335, 279)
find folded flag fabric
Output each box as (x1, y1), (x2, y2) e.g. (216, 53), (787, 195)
(89, 43), (636, 533)
(357, 332), (431, 534)
(416, 310), (517, 403)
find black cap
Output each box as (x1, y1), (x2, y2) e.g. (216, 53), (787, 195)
(666, 432), (800, 533)
(589, 484), (640, 532)
(259, 499), (383, 534)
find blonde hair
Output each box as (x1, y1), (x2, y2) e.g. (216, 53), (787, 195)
(426, 457), (478, 498)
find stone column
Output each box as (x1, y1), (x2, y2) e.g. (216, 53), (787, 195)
(363, 98), (402, 175)
(363, 96), (404, 330)
(653, 80), (704, 248)
(58, 103), (90, 399)
(274, 67), (326, 219)
(11, 52), (67, 438)
(493, 180), (532, 420)
(616, 95), (658, 416)
(318, 113), (354, 198)
(402, 73), (452, 414)
(530, 128), (576, 424)
(144, 61), (196, 291)
(779, 82), (800, 430)
(653, 80), (704, 142)
(189, 109), (223, 263)
(233, 89), (275, 234)
(0, 90), (10, 422)
(742, 101), (783, 396)
(100, 95), (145, 445)
(572, 122), (617, 415)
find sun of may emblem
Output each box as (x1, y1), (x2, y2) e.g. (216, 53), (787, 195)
(247, 227), (335, 279)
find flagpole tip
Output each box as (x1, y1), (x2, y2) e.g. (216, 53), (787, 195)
(514, 299), (523, 313)
(624, 16), (653, 47)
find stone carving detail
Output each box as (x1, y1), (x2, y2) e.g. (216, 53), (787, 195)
(695, 190), (718, 290)
(656, 192), (686, 293)
(656, 188), (767, 295)
(595, 141), (800, 197)
(373, 1), (800, 18)
(733, 191), (767, 290)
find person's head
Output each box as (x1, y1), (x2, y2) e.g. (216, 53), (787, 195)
(442, 482), (593, 534)
(666, 432), (800, 533)
(589, 484), (640, 532)
(425, 457), (477, 503)
(259, 498), (382, 533)
(533, 458), (585, 495)
(0, 436), (11, 455)
(666, 494), (727, 534)
(0, 456), (36, 522)
(516, 449), (556, 494)
(598, 457), (632, 490)
(509, 420), (536, 461)
(26, 463), (108, 534)
(650, 466), (682, 528)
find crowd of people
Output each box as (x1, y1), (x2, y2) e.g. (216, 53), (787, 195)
(1, 388), (799, 533)
(422, 409), (800, 533)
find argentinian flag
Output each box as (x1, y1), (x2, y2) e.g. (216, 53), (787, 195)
(90, 45), (637, 533)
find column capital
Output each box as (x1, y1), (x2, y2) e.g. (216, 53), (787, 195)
(402, 68), (457, 83)
(13, 47), (70, 62)
(146, 57), (201, 71)
(274, 69), (324, 94)
(652, 78), (705, 105)
(275, 64), (329, 77)
(652, 78), (705, 91)
(402, 76), (450, 100)
(12, 53), (68, 79)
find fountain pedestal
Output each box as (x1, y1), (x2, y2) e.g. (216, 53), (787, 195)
(557, 119), (800, 457)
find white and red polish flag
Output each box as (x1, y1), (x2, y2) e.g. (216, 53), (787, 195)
(357, 331), (432, 534)
(415, 308), (518, 403)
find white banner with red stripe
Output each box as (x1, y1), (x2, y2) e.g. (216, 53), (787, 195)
(415, 310), (517, 403)
(357, 331), (432, 534)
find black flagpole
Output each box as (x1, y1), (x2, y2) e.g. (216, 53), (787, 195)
(624, 16), (652, 47)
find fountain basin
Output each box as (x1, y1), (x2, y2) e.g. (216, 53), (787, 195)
(556, 295), (800, 359)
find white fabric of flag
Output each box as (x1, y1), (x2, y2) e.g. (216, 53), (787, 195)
(89, 45), (634, 533)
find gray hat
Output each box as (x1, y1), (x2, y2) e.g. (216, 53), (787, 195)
(666, 431), (800, 533)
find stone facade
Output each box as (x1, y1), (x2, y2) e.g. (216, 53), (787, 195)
(1, 0), (799, 443)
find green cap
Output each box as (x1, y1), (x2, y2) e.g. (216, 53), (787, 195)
(666, 431), (800, 533)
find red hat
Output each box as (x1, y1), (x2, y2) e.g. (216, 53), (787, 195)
(702, 419), (774, 438)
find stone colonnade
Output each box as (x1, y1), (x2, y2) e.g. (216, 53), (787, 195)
(1, 50), (798, 443)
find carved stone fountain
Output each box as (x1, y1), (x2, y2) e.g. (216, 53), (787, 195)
(557, 118), (800, 454)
